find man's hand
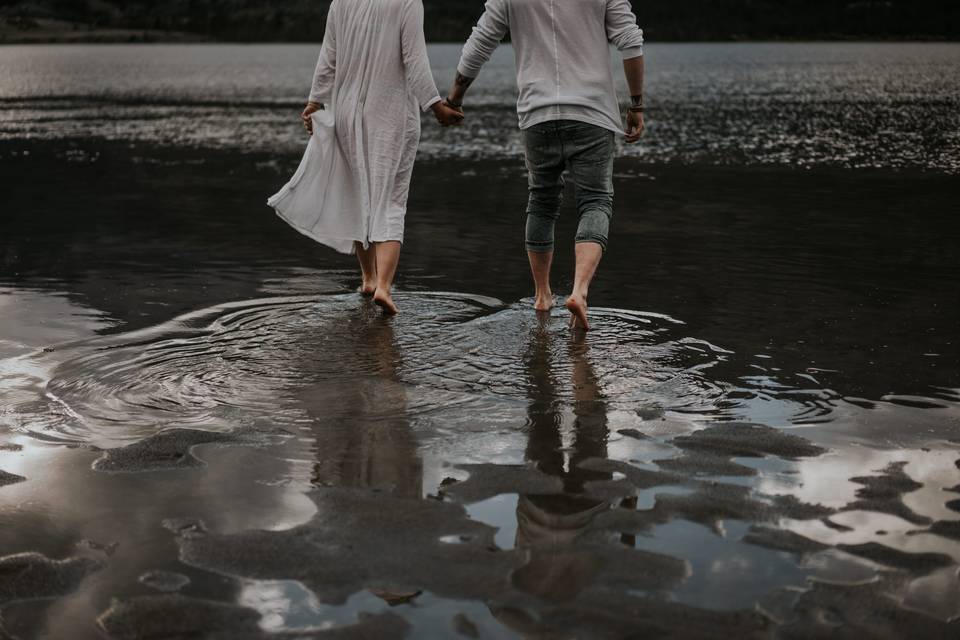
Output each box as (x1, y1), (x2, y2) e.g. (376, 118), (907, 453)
(301, 102), (323, 135)
(625, 109), (644, 144)
(622, 56), (645, 143)
(432, 100), (464, 127)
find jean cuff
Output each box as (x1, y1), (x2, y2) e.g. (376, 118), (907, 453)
(526, 241), (555, 253)
(575, 237), (608, 252)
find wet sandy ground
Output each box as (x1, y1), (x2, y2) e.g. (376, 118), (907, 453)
(1, 142), (959, 638)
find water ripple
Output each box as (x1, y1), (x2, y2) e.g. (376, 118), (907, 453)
(6, 293), (747, 447)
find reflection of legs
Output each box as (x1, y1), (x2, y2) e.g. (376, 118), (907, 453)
(512, 327), (609, 602)
(568, 333), (609, 491)
(524, 326), (565, 476)
(372, 241), (401, 315)
(309, 317), (422, 498)
(619, 496), (638, 547)
(524, 125), (565, 312)
(354, 242), (377, 296)
(570, 332), (634, 547)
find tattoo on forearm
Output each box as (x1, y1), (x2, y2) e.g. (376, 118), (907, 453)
(455, 73), (475, 90)
(631, 94), (644, 106)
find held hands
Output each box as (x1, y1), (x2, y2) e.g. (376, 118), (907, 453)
(300, 100), (461, 133)
(624, 108), (644, 144)
(301, 101), (323, 135)
(432, 99), (464, 127)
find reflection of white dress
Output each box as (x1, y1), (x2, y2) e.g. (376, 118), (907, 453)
(269, 0), (441, 254)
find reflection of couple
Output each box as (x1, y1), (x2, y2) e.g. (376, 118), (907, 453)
(313, 310), (622, 591)
(310, 315), (620, 609)
(279, 0), (646, 330)
(512, 324), (636, 604)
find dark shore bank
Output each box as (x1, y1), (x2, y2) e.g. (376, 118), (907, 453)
(1, 137), (959, 637)
(0, 18), (204, 44)
(3, 0), (959, 43)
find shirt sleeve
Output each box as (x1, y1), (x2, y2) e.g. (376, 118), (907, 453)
(457, 0), (510, 79)
(605, 0), (644, 59)
(401, 0), (442, 112)
(308, 0), (338, 103)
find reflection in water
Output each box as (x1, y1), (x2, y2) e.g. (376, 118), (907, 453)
(301, 311), (424, 609)
(304, 312), (422, 499)
(511, 322), (633, 603)
(0, 288), (958, 636)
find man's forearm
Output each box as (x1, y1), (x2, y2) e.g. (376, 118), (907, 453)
(446, 72), (476, 107)
(623, 56), (645, 106)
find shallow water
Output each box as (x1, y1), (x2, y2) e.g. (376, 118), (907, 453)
(1, 43), (960, 638)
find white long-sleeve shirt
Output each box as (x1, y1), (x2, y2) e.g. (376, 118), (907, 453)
(458, 0), (644, 135)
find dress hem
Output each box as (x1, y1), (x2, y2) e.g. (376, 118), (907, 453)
(267, 200), (404, 255)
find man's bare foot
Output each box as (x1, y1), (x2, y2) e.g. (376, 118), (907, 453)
(534, 292), (554, 312)
(359, 281), (377, 296)
(373, 288), (398, 315)
(565, 294), (589, 331)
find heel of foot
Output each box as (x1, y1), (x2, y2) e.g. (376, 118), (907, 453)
(565, 296), (590, 330)
(373, 293), (399, 315)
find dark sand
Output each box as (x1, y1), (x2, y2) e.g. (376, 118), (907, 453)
(0, 140), (958, 637)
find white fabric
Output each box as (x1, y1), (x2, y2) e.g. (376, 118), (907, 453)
(458, 0), (644, 135)
(269, 0), (441, 254)
(267, 110), (362, 254)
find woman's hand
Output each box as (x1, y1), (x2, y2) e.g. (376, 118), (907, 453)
(431, 100), (464, 127)
(301, 102), (323, 135)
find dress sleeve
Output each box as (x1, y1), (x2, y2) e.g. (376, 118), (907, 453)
(605, 0), (644, 60)
(308, 0), (338, 103)
(401, 0), (442, 112)
(457, 0), (509, 79)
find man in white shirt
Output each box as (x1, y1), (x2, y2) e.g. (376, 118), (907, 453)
(445, 0), (646, 330)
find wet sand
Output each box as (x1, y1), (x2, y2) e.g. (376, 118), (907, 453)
(1, 141), (959, 638)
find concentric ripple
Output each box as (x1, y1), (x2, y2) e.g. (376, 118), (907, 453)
(17, 292), (763, 448)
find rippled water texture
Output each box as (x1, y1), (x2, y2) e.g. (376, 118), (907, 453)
(1, 42), (959, 639)
(2, 286), (959, 637)
(1, 43), (959, 170)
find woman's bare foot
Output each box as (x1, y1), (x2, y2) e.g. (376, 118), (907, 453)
(565, 293), (589, 331)
(373, 288), (399, 315)
(358, 281), (377, 296)
(534, 292), (554, 312)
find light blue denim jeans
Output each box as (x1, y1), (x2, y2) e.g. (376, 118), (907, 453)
(523, 120), (615, 253)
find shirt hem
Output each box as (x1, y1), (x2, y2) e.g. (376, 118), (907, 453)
(519, 111), (623, 136)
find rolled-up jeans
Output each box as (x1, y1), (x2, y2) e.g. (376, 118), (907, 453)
(523, 120), (615, 253)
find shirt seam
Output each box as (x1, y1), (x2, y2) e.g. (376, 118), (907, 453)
(550, 0), (561, 119)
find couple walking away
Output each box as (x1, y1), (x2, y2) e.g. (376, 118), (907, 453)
(269, 0), (646, 330)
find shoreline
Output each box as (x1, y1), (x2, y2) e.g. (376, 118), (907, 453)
(2, 31), (959, 46)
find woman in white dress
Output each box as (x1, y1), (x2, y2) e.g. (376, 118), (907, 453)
(295, 0), (462, 314)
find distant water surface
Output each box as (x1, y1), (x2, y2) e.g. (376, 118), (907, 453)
(0, 42), (958, 170)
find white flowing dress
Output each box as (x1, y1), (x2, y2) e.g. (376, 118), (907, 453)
(268, 0), (441, 254)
